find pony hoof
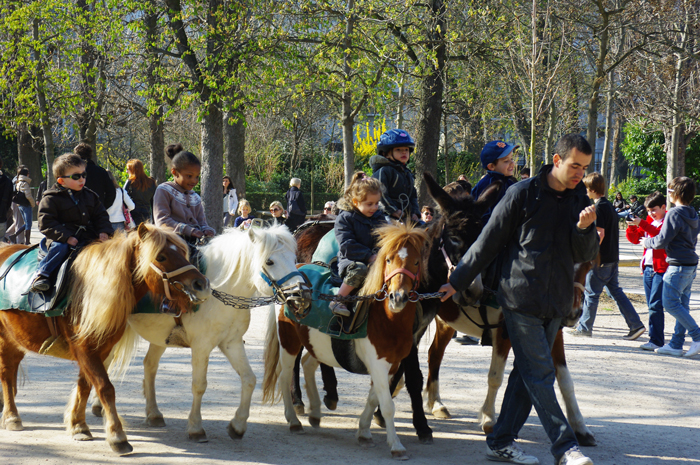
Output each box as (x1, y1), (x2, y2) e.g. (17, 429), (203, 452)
(72, 431), (93, 441)
(391, 450), (409, 460)
(576, 431), (597, 447)
(323, 396), (337, 411)
(293, 404), (305, 416)
(109, 440), (133, 456)
(373, 412), (386, 429)
(91, 404), (104, 418)
(432, 407), (451, 419)
(418, 433), (433, 445)
(309, 416), (321, 428)
(227, 423), (244, 440)
(3, 418), (23, 431)
(358, 437), (375, 448)
(482, 424), (494, 434)
(290, 424), (305, 434)
(189, 431), (209, 443)
(146, 416), (166, 427)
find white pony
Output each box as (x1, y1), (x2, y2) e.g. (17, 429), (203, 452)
(94, 225), (308, 442)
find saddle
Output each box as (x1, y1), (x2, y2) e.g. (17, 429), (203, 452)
(285, 230), (369, 339)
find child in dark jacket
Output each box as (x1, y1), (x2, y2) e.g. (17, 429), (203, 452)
(644, 177), (700, 357)
(31, 153), (113, 292)
(370, 129), (420, 222)
(471, 140), (519, 224)
(331, 172), (387, 317)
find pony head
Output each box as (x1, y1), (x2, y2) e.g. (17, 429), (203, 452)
(563, 256), (598, 327)
(361, 223), (430, 312)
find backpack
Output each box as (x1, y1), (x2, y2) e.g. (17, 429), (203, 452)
(12, 183), (31, 207)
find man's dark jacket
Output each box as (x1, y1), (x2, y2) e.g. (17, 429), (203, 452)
(449, 164), (599, 319)
(370, 155), (420, 217)
(335, 201), (386, 278)
(38, 184), (113, 247)
(0, 170), (12, 221)
(85, 159), (116, 208)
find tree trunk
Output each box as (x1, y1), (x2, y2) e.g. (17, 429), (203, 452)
(395, 76), (405, 129)
(224, 108), (246, 199)
(543, 104), (556, 166)
(413, 0), (446, 205)
(586, 10), (610, 173)
(33, 18), (56, 186)
(145, 3), (166, 184)
(17, 124), (42, 188)
(149, 108), (166, 184)
(600, 75), (614, 180)
(201, 103), (224, 232)
(341, 0), (356, 189)
(610, 114), (623, 185)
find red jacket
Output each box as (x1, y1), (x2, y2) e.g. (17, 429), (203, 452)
(626, 215), (668, 273)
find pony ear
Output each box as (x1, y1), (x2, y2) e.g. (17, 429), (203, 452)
(423, 172), (454, 213)
(137, 222), (149, 240)
(248, 227), (257, 243)
(475, 181), (501, 214)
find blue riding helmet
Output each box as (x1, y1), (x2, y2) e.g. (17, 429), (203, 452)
(377, 129), (415, 155)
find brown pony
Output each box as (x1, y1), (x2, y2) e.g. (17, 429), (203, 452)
(263, 223), (430, 460)
(0, 223), (210, 454)
(423, 259), (598, 446)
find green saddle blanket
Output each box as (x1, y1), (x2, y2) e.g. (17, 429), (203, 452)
(311, 229), (339, 264)
(284, 263), (368, 340)
(0, 248), (67, 317)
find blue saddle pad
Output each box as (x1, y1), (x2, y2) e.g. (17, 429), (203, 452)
(311, 229), (339, 264)
(0, 248), (67, 317)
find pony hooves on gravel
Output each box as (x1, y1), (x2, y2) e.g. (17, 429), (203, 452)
(293, 403), (305, 416)
(323, 396), (337, 411)
(391, 450), (409, 460)
(227, 423), (244, 440)
(418, 433), (433, 445)
(2, 417), (23, 431)
(309, 416), (321, 428)
(91, 404), (103, 418)
(146, 416), (166, 427)
(432, 406), (451, 419)
(290, 424), (305, 434)
(72, 432), (93, 441)
(109, 440), (133, 456)
(357, 436), (375, 448)
(188, 431), (209, 443)
(576, 431), (597, 447)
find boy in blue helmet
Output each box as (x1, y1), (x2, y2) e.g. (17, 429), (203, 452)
(472, 140), (519, 224)
(370, 129), (420, 222)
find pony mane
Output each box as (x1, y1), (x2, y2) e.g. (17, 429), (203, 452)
(359, 222), (431, 296)
(71, 224), (188, 344)
(201, 225), (297, 291)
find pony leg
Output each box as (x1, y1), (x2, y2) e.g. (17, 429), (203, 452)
(479, 327), (508, 434)
(292, 351), (305, 415)
(142, 343), (167, 427)
(425, 317), (455, 419)
(91, 350), (115, 417)
(367, 362), (407, 460)
(319, 363), (338, 410)
(218, 338), (256, 440)
(373, 363), (404, 429)
(65, 371), (94, 440)
(0, 339), (24, 431)
(300, 352), (321, 427)
(73, 348), (132, 455)
(187, 347), (211, 442)
(280, 348), (304, 433)
(357, 383), (378, 446)
(552, 330), (596, 446)
(402, 345), (433, 444)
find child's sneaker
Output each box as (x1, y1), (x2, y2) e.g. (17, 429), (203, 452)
(639, 341), (660, 351)
(684, 341), (700, 357)
(30, 275), (51, 293)
(486, 441), (540, 464)
(330, 300), (351, 317)
(655, 344), (684, 356)
(558, 445), (593, 465)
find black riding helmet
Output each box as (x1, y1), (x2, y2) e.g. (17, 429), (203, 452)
(377, 129), (415, 155)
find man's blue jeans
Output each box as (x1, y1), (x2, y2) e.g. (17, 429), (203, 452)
(577, 262), (644, 333)
(486, 309), (578, 462)
(643, 266), (665, 346)
(36, 240), (71, 278)
(663, 265), (700, 349)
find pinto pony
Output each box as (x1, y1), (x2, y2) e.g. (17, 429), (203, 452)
(0, 224), (210, 454)
(263, 223), (430, 459)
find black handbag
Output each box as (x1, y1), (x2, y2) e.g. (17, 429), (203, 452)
(12, 185), (31, 207)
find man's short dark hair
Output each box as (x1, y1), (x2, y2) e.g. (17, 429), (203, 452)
(669, 177), (696, 205)
(520, 167), (530, 176)
(74, 142), (93, 161)
(582, 172), (605, 196)
(554, 134), (592, 161)
(644, 191), (666, 210)
(630, 195), (637, 201)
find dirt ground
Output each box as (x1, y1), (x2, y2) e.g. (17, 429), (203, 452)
(1, 302), (699, 465)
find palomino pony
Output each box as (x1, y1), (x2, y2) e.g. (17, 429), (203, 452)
(263, 223), (430, 459)
(423, 259), (598, 446)
(94, 225), (310, 442)
(0, 224), (210, 454)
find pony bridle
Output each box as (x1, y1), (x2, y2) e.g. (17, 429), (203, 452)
(438, 226), (457, 278)
(382, 265), (421, 301)
(260, 269), (312, 308)
(149, 262), (207, 302)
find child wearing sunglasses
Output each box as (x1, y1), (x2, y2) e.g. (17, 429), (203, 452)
(266, 200), (287, 227)
(31, 153), (113, 292)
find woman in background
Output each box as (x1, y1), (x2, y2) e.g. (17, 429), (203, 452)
(124, 159), (157, 226)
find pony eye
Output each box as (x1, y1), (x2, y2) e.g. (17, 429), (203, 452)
(266, 259), (274, 266)
(156, 254), (166, 262)
(386, 257), (391, 264)
(415, 260), (419, 266)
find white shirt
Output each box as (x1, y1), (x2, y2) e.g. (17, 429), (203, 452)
(107, 188), (135, 223)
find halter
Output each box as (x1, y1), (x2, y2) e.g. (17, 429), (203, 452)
(260, 270), (312, 306)
(149, 262), (201, 301)
(383, 265), (421, 300)
(438, 225), (457, 278)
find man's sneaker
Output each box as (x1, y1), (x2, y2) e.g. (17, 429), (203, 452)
(655, 344), (684, 357)
(486, 442), (540, 464)
(558, 445), (593, 465)
(330, 301), (351, 317)
(566, 328), (592, 337)
(622, 326), (646, 341)
(30, 276), (51, 293)
(639, 341), (661, 351)
(684, 340), (700, 357)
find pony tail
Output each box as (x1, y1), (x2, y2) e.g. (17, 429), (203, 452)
(262, 303), (282, 404)
(344, 171), (384, 206)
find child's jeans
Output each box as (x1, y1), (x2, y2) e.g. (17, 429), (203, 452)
(643, 266), (665, 346)
(662, 265), (700, 349)
(36, 240), (71, 278)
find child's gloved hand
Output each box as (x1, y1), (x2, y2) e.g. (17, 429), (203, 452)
(192, 230), (204, 239)
(204, 230), (215, 237)
(98, 233), (109, 242)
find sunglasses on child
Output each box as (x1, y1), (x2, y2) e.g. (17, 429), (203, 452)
(59, 172), (87, 180)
